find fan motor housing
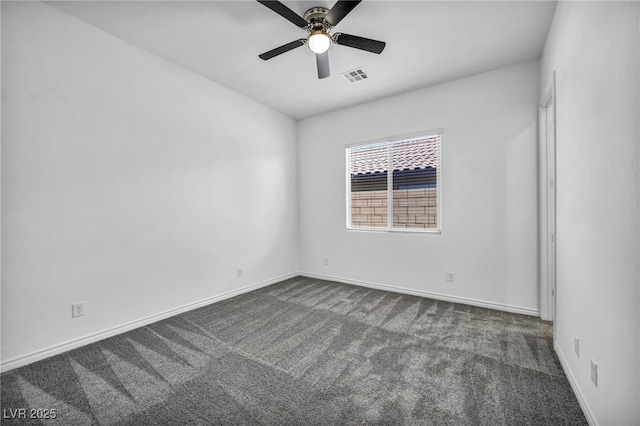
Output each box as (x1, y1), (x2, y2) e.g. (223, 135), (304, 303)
(304, 7), (330, 29)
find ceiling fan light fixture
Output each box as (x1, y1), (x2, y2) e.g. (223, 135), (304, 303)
(308, 31), (331, 54)
(258, 1), (386, 80)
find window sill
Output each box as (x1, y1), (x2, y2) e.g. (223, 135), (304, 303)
(346, 228), (441, 235)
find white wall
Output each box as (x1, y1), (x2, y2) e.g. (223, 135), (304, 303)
(1, 2), (298, 367)
(540, 2), (640, 424)
(298, 61), (540, 315)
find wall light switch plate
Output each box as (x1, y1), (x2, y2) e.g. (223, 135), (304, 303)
(574, 336), (580, 357)
(446, 272), (454, 282)
(590, 359), (598, 387)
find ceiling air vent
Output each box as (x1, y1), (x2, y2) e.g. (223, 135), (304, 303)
(342, 68), (368, 83)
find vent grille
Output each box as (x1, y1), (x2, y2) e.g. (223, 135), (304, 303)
(342, 68), (368, 83)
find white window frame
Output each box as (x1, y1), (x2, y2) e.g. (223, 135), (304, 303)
(346, 130), (442, 234)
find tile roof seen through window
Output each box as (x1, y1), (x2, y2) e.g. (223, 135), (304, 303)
(350, 137), (439, 175)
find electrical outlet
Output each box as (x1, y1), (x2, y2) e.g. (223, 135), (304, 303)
(72, 302), (85, 318)
(446, 272), (455, 282)
(237, 267), (243, 277)
(574, 336), (580, 357)
(590, 359), (598, 387)
(324, 258), (329, 266)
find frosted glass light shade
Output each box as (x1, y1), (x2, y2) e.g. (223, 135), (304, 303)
(308, 32), (331, 54)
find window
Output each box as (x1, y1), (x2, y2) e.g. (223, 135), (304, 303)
(346, 132), (441, 232)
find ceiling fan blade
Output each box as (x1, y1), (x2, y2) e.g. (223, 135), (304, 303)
(257, 0), (308, 28)
(259, 39), (306, 60)
(316, 51), (330, 79)
(325, 0), (362, 27)
(333, 32), (386, 54)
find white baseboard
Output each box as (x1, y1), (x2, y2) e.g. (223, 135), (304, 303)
(554, 342), (598, 426)
(0, 272), (297, 373)
(300, 271), (540, 317)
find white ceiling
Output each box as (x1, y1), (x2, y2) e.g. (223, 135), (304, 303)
(47, 1), (557, 120)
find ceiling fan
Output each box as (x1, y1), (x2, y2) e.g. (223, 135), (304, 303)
(257, 0), (386, 79)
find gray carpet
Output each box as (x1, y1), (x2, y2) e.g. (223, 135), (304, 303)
(1, 276), (587, 425)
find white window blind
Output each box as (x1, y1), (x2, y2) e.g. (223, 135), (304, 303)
(346, 133), (441, 232)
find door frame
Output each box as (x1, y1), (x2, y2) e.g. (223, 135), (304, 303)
(539, 72), (557, 323)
